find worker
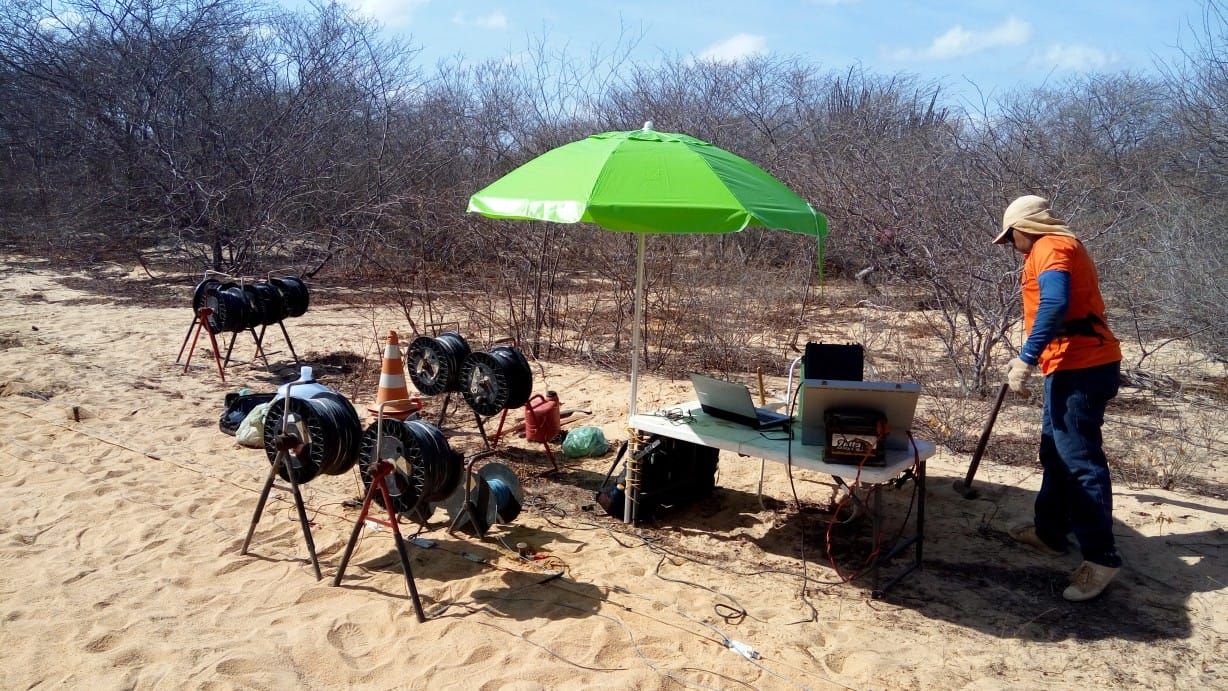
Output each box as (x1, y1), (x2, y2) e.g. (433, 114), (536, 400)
(994, 195), (1123, 602)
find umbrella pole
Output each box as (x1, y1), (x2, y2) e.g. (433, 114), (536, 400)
(625, 234), (646, 525)
(629, 234), (646, 418)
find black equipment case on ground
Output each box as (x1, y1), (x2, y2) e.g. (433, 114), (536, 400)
(598, 436), (719, 521)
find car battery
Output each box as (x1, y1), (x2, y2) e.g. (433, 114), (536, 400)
(823, 407), (889, 466)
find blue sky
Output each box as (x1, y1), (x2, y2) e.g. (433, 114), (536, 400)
(332, 0), (1206, 100)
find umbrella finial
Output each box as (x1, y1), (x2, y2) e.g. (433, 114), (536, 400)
(642, 120), (654, 132)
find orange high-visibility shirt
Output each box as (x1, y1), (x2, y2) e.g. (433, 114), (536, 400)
(1022, 235), (1122, 375)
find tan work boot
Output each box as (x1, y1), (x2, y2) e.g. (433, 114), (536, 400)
(1063, 561), (1119, 601)
(1008, 524), (1067, 557)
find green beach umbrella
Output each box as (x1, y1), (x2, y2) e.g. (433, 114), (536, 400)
(468, 122), (827, 418)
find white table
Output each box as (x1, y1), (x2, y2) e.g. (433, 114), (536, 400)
(627, 401), (937, 596)
(629, 401), (934, 485)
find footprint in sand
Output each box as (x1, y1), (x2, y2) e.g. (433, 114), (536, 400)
(215, 657), (265, 676)
(83, 632), (120, 653)
(326, 622), (371, 656)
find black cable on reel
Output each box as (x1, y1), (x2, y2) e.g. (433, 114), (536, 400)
(240, 285), (265, 330)
(459, 345), (533, 416)
(262, 392), (362, 484)
(270, 277), (309, 318)
(248, 282), (287, 325)
(206, 283), (250, 334)
(407, 332), (470, 395)
(192, 278), (221, 314)
(357, 419), (463, 517)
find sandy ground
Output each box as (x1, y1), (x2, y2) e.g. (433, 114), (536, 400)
(0, 257), (1225, 690)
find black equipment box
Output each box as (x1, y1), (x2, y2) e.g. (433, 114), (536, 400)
(823, 407), (888, 466)
(804, 342), (864, 381)
(599, 436), (718, 521)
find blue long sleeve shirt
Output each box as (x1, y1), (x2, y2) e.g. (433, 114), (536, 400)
(1021, 270), (1070, 366)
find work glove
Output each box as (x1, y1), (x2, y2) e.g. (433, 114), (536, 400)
(1006, 357), (1035, 398)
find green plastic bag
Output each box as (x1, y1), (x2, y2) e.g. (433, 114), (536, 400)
(235, 402), (270, 448)
(562, 426), (609, 458)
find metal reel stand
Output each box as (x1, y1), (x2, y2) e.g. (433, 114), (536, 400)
(331, 400), (428, 623)
(176, 271), (301, 378)
(240, 379), (323, 580)
(444, 449), (503, 539)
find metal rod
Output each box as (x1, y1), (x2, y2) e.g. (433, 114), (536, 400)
(955, 383), (1009, 498)
(175, 314), (198, 364)
(332, 472), (377, 587)
(286, 463), (322, 580)
(278, 319), (300, 366)
(241, 451), (283, 556)
(629, 233), (645, 419)
(381, 477), (427, 622)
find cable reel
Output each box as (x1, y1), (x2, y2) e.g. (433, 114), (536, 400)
(441, 461), (524, 532)
(406, 332), (471, 395)
(357, 419), (463, 518)
(240, 285), (265, 330)
(269, 276), (309, 318)
(248, 282), (286, 326)
(192, 278), (222, 314)
(262, 391), (362, 484)
(459, 345), (533, 416)
(205, 283), (250, 334)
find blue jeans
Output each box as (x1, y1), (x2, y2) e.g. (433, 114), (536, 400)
(1034, 361), (1122, 568)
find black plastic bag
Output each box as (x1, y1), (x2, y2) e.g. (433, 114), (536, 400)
(219, 392), (276, 436)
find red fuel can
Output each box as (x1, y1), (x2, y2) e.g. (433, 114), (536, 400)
(524, 391), (562, 443)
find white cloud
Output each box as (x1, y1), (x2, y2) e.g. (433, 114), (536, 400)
(888, 16), (1030, 61)
(475, 11), (508, 29)
(696, 33), (768, 63)
(452, 10), (508, 30)
(1031, 44), (1116, 71)
(346, 0), (429, 29)
(37, 10), (82, 31)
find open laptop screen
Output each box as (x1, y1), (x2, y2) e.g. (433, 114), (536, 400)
(690, 374), (791, 430)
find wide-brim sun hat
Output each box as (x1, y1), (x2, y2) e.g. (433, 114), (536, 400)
(993, 194), (1077, 244)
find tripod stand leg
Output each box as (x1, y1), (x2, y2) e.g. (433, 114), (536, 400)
(286, 468), (322, 581)
(241, 452), (283, 555)
(333, 476), (380, 587)
(491, 409), (509, 448)
(381, 483), (427, 623)
(436, 392), (452, 428)
(473, 409), (491, 450)
(206, 327), (225, 381)
(278, 320), (300, 366)
(176, 314), (199, 364)
(252, 326), (270, 369)
(542, 442), (559, 473)
(223, 332), (238, 367)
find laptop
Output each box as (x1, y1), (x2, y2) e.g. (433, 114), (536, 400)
(689, 374), (793, 430)
(800, 379), (921, 450)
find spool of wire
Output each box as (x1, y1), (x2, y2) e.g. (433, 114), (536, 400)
(439, 461), (523, 530)
(192, 278), (221, 314)
(407, 332), (471, 395)
(262, 391), (362, 484)
(240, 285), (265, 330)
(480, 463), (523, 525)
(357, 419), (462, 517)
(270, 276), (309, 318)
(206, 283), (250, 334)
(459, 345), (533, 416)
(248, 282), (287, 325)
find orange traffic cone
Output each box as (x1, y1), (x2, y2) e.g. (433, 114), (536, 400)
(369, 330), (422, 420)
